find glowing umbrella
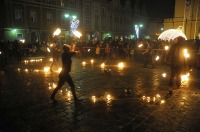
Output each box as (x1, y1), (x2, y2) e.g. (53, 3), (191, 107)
(158, 29), (187, 41)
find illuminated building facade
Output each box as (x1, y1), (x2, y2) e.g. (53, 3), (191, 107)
(164, 0), (200, 40)
(0, 0), (147, 44)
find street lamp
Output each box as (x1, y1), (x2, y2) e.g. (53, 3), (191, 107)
(135, 24), (143, 39)
(64, 14), (77, 20)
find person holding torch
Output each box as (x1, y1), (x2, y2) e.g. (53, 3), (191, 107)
(50, 44), (81, 103)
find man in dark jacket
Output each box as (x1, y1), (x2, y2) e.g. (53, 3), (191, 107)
(50, 44), (80, 103)
(166, 36), (186, 94)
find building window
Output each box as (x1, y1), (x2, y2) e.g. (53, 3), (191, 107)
(70, 0), (76, 8)
(102, 7), (105, 15)
(46, 0), (53, 4)
(60, 0), (64, 6)
(85, 16), (90, 26)
(30, 11), (37, 23)
(86, 4), (90, 13)
(95, 15), (99, 30)
(17, 34), (23, 40)
(47, 13), (52, 24)
(15, 9), (22, 22)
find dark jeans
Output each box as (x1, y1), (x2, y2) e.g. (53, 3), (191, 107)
(51, 73), (77, 100)
(144, 54), (155, 68)
(169, 64), (184, 87)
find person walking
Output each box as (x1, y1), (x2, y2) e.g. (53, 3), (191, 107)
(166, 36), (186, 94)
(143, 42), (155, 68)
(50, 44), (80, 103)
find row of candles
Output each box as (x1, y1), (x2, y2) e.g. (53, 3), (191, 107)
(48, 82), (112, 103)
(81, 59), (125, 69)
(142, 94), (165, 104)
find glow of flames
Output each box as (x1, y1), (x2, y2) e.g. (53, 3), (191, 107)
(165, 46), (169, 50)
(44, 67), (50, 72)
(92, 96), (96, 103)
(53, 28), (61, 36)
(184, 49), (190, 58)
(155, 56), (160, 61)
(73, 31), (82, 38)
(138, 44), (143, 48)
(118, 62), (124, 69)
(101, 63), (105, 68)
(181, 73), (190, 82)
(162, 73), (167, 78)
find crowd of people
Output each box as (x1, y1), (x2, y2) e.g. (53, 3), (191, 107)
(2, 37), (200, 102)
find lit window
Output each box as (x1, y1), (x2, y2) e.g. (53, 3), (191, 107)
(47, 13), (52, 24)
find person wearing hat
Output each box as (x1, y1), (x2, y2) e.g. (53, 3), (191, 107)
(166, 36), (187, 94)
(50, 44), (80, 103)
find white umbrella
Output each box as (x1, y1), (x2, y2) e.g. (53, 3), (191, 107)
(158, 29), (187, 41)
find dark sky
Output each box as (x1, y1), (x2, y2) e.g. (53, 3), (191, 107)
(145, 0), (175, 19)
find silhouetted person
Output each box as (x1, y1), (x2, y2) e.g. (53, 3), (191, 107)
(50, 44), (80, 103)
(13, 40), (21, 63)
(143, 42), (155, 68)
(166, 36), (186, 94)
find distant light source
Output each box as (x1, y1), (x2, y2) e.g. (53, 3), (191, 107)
(53, 28), (61, 36)
(73, 31), (82, 38)
(65, 14), (69, 18)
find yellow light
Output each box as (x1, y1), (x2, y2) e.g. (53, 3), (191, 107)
(30, 59), (35, 62)
(146, 97), (150, 102)
(101, 63), (105, 68)
(53, 28), (61, 36)
(33, 69), (39, 72)
(67, 91), (71, 97)
(82, 61), (86, 66)
(183, 49), (190, 58)
(24, 69), (28, 72)
(73, 31), (82, 38)
(155, 56), (160, 61)
(142, 96), (146, 101)
(156, 94), (161, 98)
(153, 97), (156, 102)
(90, 59), (94, 63)
(138, 44), (143, 48)
(181, 73), (190, 82)
(19, 39), (25, 43)
(47, 48), (51, 52)
(118, 62), (124, 69)
(162, 73), (167, 78)
(53, 83), (57, 88)
(44, 67), (50, 72)
(165, 46), (169, 50)
(49, 58), (53, 62)
(57, 68), (62, 73)
(106, 94), (111, 101)
(48, 83), (52, 89)
(160, 100), (165, 104)
(92, 96), (96, 103)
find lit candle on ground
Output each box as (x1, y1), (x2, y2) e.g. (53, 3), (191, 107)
(92, 96), (96, 103)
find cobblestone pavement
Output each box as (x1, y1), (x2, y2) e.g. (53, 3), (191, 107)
(1, 57), (200, 132)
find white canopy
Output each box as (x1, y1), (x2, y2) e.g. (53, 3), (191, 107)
(158, 29), (187, 41)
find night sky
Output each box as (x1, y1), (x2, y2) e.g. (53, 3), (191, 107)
(145, 0), (175, 19)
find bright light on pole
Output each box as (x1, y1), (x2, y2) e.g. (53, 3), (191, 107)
(135, 24), (143, 39)
(53, 28), (61, 36)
